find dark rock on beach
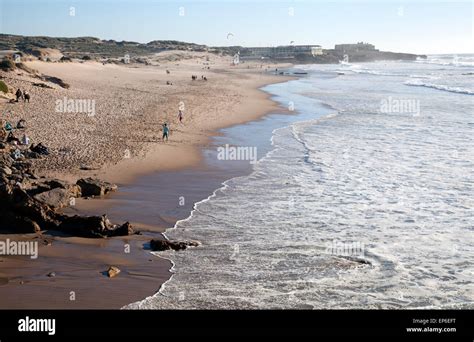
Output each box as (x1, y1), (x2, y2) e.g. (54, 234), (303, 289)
(32, 82), (53, 89)
(77, 177), (117, 197)
(34, 187), (72, 209)
(110, 221), (134, 236)
(150, 239), (200, 252)
(58, 215), (134, 238)
(47, 179), (82, 196)
(0, 213), (42, 233)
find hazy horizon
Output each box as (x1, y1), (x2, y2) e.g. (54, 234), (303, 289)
(1, 0), (473, 55)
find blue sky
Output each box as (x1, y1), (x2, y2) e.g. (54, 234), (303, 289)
(0, 0), (472, 54)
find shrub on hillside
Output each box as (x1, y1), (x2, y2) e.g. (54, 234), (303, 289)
(0, 80), (8, 93)
(0, 58), (16, 71)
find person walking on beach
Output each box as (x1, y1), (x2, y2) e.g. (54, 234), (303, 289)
(162, 123), (169, 142)
(15, 89), (23, 102)
(177, 110), (183, 124)
(23, 90), (30, 103)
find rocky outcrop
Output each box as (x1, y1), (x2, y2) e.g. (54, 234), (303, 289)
(322, 49), (426, 64)
(0, 182), (57, 233)
(150, 239), (200, 252)
(0, 142), (134, 238)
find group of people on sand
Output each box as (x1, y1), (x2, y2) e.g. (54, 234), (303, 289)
(191, 75), (207, 81)
(1, 117), (49, 158)
(161, 109), (185, 142)
(15, 88), (30, 103)
(1, 118), (30, 147)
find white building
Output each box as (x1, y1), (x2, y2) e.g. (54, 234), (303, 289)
(311, 46), (323, 56)
(240, 45), (323, 60)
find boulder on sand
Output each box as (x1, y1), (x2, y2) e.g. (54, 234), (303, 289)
(150, 239), (200, 252)
(110, 221), (134, 236)
(34, 187), (72, 209)
(77, 178), (117, 197)
(58, 214), (134, 238)
(49, 179), (82, 197)
(7, 187), (59, 230)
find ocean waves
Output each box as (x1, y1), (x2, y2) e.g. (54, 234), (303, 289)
(129, 107), (473, 309)
(128, 56), (474, 310)
(404, 80), (474, 95)
(416, 55), (474, 68)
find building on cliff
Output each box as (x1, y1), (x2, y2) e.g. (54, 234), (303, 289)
(240, 45), (322, 60)
(334, 42), (378, 54)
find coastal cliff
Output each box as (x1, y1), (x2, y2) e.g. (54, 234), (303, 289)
(299, 50), (426, 64)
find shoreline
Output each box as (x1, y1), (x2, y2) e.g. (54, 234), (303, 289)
(125, 75), (338, 309)
(0, 56), (296, 309)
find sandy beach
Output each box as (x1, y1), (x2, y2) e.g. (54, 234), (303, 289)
(2, 53), (290, 182)
(0, 52), (293, 308)
(1, 1), (471, 336)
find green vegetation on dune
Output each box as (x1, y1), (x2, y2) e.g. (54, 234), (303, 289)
(0, 80), (8, 93)
(0, 34), (213, 59)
